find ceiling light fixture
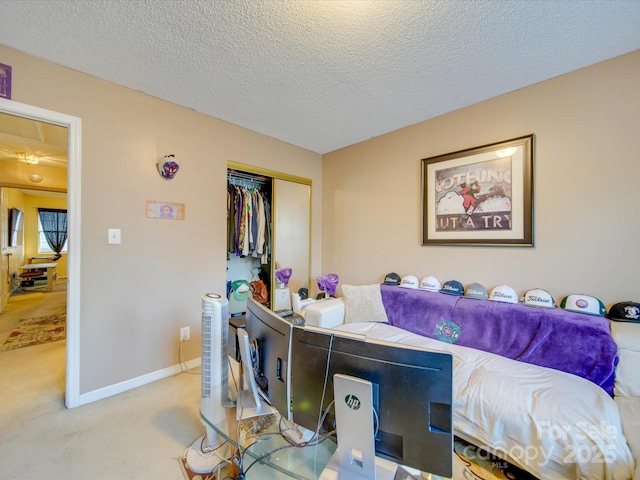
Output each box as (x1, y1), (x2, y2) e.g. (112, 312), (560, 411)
(16, 152), (40, 165)
(29, 173), (43, 183)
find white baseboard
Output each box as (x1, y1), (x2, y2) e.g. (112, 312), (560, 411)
(78, 357), (202, 406)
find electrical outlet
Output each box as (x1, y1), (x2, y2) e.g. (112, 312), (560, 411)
(180, 326), (190, 341)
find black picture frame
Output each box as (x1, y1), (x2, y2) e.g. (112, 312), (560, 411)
(421, 134), (534, 246)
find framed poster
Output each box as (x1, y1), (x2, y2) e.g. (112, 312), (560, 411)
(0, 63), (12, 100)
(421, 134), (533, 246)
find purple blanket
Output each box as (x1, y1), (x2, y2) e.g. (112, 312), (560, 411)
(380, 284), (617, 395)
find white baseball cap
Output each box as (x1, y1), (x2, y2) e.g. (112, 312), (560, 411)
(522, 288), (556, 308)
(560, 294), (606, 316)
(419, 276), (441, 292)
(399, 275), (419, 289)
(489, 285), (518, 304)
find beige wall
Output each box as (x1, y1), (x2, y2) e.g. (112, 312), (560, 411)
(322, 50), (640, 307)
(4, 41), (638, 397)
(0, 45), (322, 394)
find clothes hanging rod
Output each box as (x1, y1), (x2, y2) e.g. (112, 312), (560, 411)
(228, 169), (270, 187)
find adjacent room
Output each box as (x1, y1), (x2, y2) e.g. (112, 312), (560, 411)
(0, 1), (639, 479)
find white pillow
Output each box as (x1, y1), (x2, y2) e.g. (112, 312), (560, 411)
(341, 284), (388, 324)
(610, 321), (640, 398)
(614, 396), (640, 480)
(615, 349), (640, 397)
(610, 321), (640, 352)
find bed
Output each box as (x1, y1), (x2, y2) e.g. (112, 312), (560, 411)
(301, 285), (639, 479)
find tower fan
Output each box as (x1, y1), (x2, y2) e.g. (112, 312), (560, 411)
(185, 293), (233, 473)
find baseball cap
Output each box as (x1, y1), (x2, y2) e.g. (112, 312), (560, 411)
(231, 280), (250, 301)
(440, 280), (463, 296)
(607, 301), (640, 323)
(464, 282), (488, 300)
(419, 276), (441, 292)
(383, 272), (401, 286)
(522, 288), (556, 309)
(560, 294), (606, 316)
(489, 285), (519, 304)
(399, 275), (419, 289)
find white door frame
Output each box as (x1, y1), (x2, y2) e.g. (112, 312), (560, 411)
(0, 98), (81, 408)
(1, 188), (9, 312)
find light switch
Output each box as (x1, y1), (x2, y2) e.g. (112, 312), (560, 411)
(108, 228), (121, 245)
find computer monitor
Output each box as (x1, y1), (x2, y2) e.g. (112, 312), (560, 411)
(243, 298), (294, 420)
(290, 326), (453, 478)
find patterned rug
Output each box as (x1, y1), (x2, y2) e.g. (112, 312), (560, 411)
(1, 313), (66, 351)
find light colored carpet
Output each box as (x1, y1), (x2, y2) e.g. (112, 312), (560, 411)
(0, 283), (206, 480)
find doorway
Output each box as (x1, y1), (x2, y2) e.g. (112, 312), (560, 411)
(0, 98), (81, 408)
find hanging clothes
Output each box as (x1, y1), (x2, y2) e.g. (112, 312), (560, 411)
(227, 181), (271, 264)
(227, 185), (238, 254)
(254, 190), (266, 257)
(263, 199), (271, 264)
(241, 187), (251, 256)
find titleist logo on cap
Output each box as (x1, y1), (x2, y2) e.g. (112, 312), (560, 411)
(443, 285), (457, 291)
(527, 295), (551, 304)
(468, 288), (484, 295)
(493, 291), (513, 298)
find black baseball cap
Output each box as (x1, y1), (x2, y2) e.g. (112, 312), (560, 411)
(607, 301), (640, 323)
(383, 272), (401, 285)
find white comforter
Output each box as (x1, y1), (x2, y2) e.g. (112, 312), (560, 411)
(336, 322), (636, 480)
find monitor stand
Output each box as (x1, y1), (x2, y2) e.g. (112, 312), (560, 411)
(236, 329), (277, 420)
(235, 389), (276, 420)
(320, 374), (397, 480)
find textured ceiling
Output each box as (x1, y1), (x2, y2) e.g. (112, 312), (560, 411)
(1, 1), (639, 154)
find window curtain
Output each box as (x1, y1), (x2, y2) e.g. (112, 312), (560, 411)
(38, 208), (68, 257)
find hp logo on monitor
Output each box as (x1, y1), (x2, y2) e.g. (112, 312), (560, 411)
(344, 394), (361, 410)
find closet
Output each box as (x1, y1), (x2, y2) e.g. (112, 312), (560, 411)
(226, 162), (311, 314)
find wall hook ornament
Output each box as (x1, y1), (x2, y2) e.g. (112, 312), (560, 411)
(157, 154), (180, 180)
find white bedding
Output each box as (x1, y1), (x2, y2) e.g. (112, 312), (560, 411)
(335, 322), (636, 480)
(615, 397), (640, 480)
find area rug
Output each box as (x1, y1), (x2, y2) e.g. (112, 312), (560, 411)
(1, 313), (66, 352)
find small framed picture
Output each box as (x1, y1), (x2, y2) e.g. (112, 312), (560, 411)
(421, 134), (534, 246)
(146, 200), (185, 220)
(0, 63), (12, 100)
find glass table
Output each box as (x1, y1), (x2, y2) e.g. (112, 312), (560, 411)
(200, 408), (337, 479)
